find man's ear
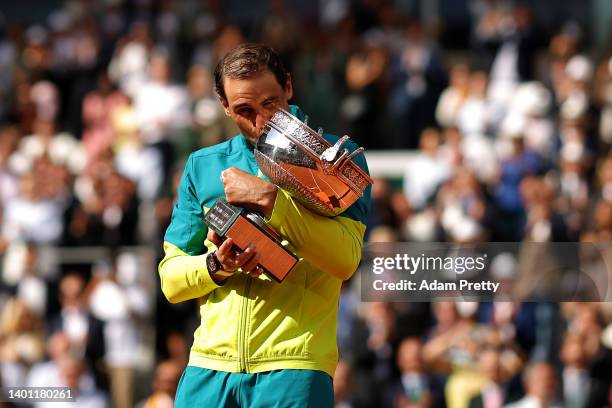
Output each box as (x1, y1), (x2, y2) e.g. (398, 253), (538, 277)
(284, 74), (293, 100)
(219, 97), (231, 116)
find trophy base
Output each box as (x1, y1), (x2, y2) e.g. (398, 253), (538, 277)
(204, 199), (298, 282)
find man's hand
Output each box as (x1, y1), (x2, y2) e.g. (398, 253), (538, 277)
(221, 167), (277, 219)
(207, 230), (263, 281)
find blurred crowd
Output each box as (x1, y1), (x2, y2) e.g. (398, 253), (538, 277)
(0, 0), (611, 407)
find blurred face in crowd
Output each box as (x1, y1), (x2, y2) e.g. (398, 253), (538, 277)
(594, 200), (612, 230)
(220, 70), (293, 144)
(560, 334), (586, 368)
(187, 65), (212, 99)
(59, 274), (85, 310)
(469, 71), (489, 97)
(433, 301), (457, 327)
(419, 128), (441, 156)
(59, 356), (84, 389)
(150, 55), (171, 84)
(597, 157), (612, 186)
(479, 349), (502, 384)
(525, 363), (557, 401)
(449, 64), (470, 91)
(47, 331), (71, 361)
(397, 337), (424, 374)
(153, 360), (183, 397)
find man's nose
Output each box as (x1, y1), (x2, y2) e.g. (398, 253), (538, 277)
(255, 110), (274, 131)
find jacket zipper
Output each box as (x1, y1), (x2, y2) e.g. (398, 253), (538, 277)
(238, 277), (252, 373)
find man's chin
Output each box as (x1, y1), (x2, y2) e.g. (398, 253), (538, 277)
(243, 133), (260, 146)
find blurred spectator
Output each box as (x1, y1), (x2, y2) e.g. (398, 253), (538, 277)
(81, 71), (129, 162)
(349, 302), (401, 406)
(113, 117), (164, 203)
(172, 63), (239, 164)
(520, 176), (570, 242)
(455, 70), (490, 137)
(133, 50), (189, 186)
(15, 243), (48, 316)
(136, 359), (183, 408)
(0, 125), (20, 210)
(341, 39), (389, 149)
(492, 129), (546, 240)
(388, 19), (446, 148)
(134, 52), (189, 146)
(468, 347), (518, 408)
(383, 337), (444, 408)
(48, 273), (106, 389)
(34, 355), (110, 408)
(0, 298), (45, 387)
(2, 170), (64, 244)
(436, 65), (470, 129)
(504, 362), (562, 408)
(367, 177), (411, 236)
(560, 333), (590, 408)
(334, 360), (359, 408)
(27, 331), (77, 388)
(88, 254), (150, 408)
(403, 127), (451, 210)
(67, 156), (139, 246)
(108, 22), (152, 99)
(436, 167), (490, 243)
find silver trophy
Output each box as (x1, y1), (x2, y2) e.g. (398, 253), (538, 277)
(255, 109), (372, 216)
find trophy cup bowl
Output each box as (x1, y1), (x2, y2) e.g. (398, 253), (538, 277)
(255, 109), (372, 217)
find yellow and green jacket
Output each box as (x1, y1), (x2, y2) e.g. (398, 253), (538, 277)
(159, 105), (371, 377)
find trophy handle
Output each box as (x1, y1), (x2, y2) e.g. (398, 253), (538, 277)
(321, 135), (351, 162)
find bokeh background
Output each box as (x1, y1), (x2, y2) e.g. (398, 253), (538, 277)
(0, 0), (612, 407)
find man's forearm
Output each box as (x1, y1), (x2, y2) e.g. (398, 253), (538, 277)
(266, 189), (366, 280)
(158, 242), (222, 303)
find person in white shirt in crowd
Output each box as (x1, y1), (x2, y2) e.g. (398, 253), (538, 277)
(403, 128), (451, 211)
(35, 355), (109, 408)
(504, 362), (563, 408)
(15, 243), (47, 317)
(27, 331), (71, 388)
(436, 64), (471, 129)
(456, 70), (492, 137)
(108, 21), (153, 99)
(88, 254), (150, 408)
(560, 333), (591, 408)
(2, 170), (65, 245)
(48, 274), (106, 389)
(133, 51), (190, 146)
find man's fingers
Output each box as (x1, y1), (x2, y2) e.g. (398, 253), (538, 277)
(207, 230), (223, 246)
(241, 253), (260, 273)
(235, 243), (256, 266)
(216, 237), (235, 260)
(248, 266), (263, 278)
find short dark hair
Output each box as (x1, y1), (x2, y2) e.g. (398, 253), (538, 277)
(214, 43), (288, 102)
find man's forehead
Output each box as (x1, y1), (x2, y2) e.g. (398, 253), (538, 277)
(224, 72), (283, 103)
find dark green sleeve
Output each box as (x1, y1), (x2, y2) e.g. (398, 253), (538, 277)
(163, 154), (209, 256)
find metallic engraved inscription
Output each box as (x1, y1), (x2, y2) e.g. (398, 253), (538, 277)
(206, 201), (237, 232)
(341, 164), (369, 191)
